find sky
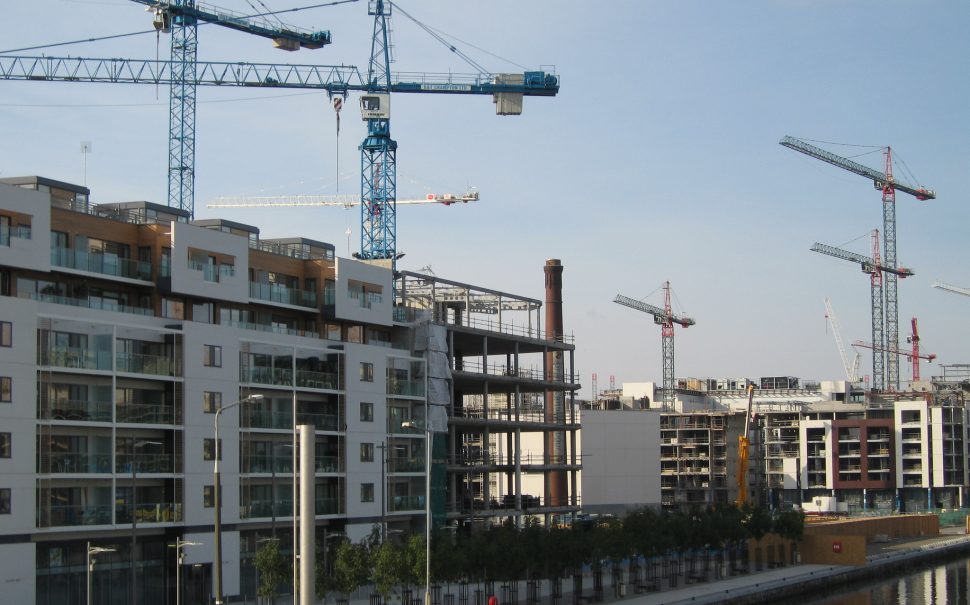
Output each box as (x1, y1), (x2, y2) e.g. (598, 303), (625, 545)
(1, 0), (968, 396)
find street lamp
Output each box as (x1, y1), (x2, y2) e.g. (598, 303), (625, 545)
(171, 539), (201, 605)
(214, 393), (264, 605)
(87, 542), (116, 605)
(130, 438), (162, 605)
(402, 420), (432, 605)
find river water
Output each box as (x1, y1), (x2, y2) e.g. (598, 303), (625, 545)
(802, 556), (970, 605)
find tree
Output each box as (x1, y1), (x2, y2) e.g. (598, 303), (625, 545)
(332, 537), (373, 597)
(772, 509), (805, 541)
(254, 538), (289, 604)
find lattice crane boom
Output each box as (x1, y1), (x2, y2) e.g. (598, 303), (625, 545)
(933, 282), (970, 298)
(614, 282), (695, 408)
(783, 135), (935, 390)
(824, 299), (861, 383)
(810, 242), (914, 278)
(208, 191), (479, 208)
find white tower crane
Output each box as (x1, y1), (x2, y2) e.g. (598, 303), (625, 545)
(824, 298), (861, 383)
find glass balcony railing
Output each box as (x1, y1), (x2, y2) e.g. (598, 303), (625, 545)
(116, 502), (182, 524)
(116, 402), (175, 424)
(44, 504), (112, 527)
(249, 282), (317, 308)
(47, 452), (113, 474)
(40, 346), (112, 371)
(23, 292), (154, 317)
(243, 367), (338, 390)
(42, 399), (113, 422)
(242, 409), (339, 431)
(116, 352), (179, 377)
(242, 499), (293, 519)
(242, 455), (293, 474)
(296, 369), (338, 390)
(387, 379), (425, 397)
(388, 495), (425, 512)
(189, 261), (234, 283)
(388, 456), (425, 473)
(51, 246), (151, 280)
(116, 453), (174, 474)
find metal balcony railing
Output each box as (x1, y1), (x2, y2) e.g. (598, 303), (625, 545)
(45, 452), (112, 474)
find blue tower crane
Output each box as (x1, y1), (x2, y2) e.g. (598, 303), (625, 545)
(129, 0), (332, 218)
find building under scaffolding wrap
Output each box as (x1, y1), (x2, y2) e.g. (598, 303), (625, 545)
(395, 268), (582, 527)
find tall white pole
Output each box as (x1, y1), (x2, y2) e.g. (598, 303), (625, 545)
(299, 424), (315, 605)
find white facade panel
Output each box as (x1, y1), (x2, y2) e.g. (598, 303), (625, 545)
(0, 182), (51, 273)
(334, 258), (393, 326)
(170, 222), (249, 302)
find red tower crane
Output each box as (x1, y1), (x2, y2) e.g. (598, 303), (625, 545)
(906, 318), (935, 382)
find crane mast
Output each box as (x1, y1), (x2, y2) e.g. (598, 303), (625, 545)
(613, 282), (695, 408)
(782, 135), (935, 391)
(906, 318), (935, 382)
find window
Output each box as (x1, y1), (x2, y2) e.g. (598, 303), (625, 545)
(0, 433), (9, 458)
(203, 344), (222, 367)
(0, 489), (9, 514)
(0, 321), (10, 347)
(361, 483), (374, 503)
(0, 377), (9, 402)
(203, 438), (222, 461)
(203, 391), (221, 414)
(360, 442), (374, 462)
(203, 485), (218, 508)
(359, 362), (374, 382)
(162, 298), (184, 319)
(360, 402), (374, 422)
(192, 302), (214, 324)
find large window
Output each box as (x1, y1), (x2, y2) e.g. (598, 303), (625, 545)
(203, 391), (222, 414)
(360, 402), (374, 422)
(203, 344), (222, 367)
(359, 362), (374, 382)
(360, 483), (374, 503)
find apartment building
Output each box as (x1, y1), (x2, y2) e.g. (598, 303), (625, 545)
(0, 176), (580, 603)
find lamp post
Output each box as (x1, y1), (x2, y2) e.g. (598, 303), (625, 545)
(172, 539), (201, 605)
(87, 542), (116, 605)
(214, 393), (264, 605)
(402, 421), (432, 605)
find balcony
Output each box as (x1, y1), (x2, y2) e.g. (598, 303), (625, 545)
(116, 502), (182, 524)
(316, 496), (339, 515)
(43, 504), (112, 527)
(46, 452), (112, 474)
(51, 246), (151, 281)
(116, 403), (175, 425)
(188, 260), (235, 283)
(40, 346), (112, 371)
(388, 494), (425, 512)
(116, 453), (175, 474)
(348, 288), (382, 309)
(242, 499), (293, 519)
(243, 409), (339, 431)
(250, 282), (317, 308)
(388, 456), (425, 473)
(297, 369), (338, 390)
(116, 352), (179, 377)
(42, 399), (112, 423)
(242, 454), (293, 474)
(387, 379), (425, 397)
(22, 292), (153, 317)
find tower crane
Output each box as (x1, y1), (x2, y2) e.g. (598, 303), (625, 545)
(823, 298), (861, 383)
(1, 3), (558, 273)
(614, 282), (695, 408)
(781, 135), (935, 391)
(208, 191), (479, 208)
(811, 230), (914, 391)
(906, 318), (935, 382)
(130, 0), (332, 218)
(933, 282), (970, 298)
(852, 335), (936, 384)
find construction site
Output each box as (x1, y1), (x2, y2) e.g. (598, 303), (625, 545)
(1, 1), (968, 605)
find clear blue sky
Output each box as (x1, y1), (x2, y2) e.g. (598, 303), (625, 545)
(2, 1), (967, 394)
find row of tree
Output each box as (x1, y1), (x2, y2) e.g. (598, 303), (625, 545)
(255, 505), (804, 601)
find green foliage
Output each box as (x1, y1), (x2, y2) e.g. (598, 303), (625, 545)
(254, 538), (289, 601)
(772, 509), (805, 540)
(332, 536), (373, 596)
